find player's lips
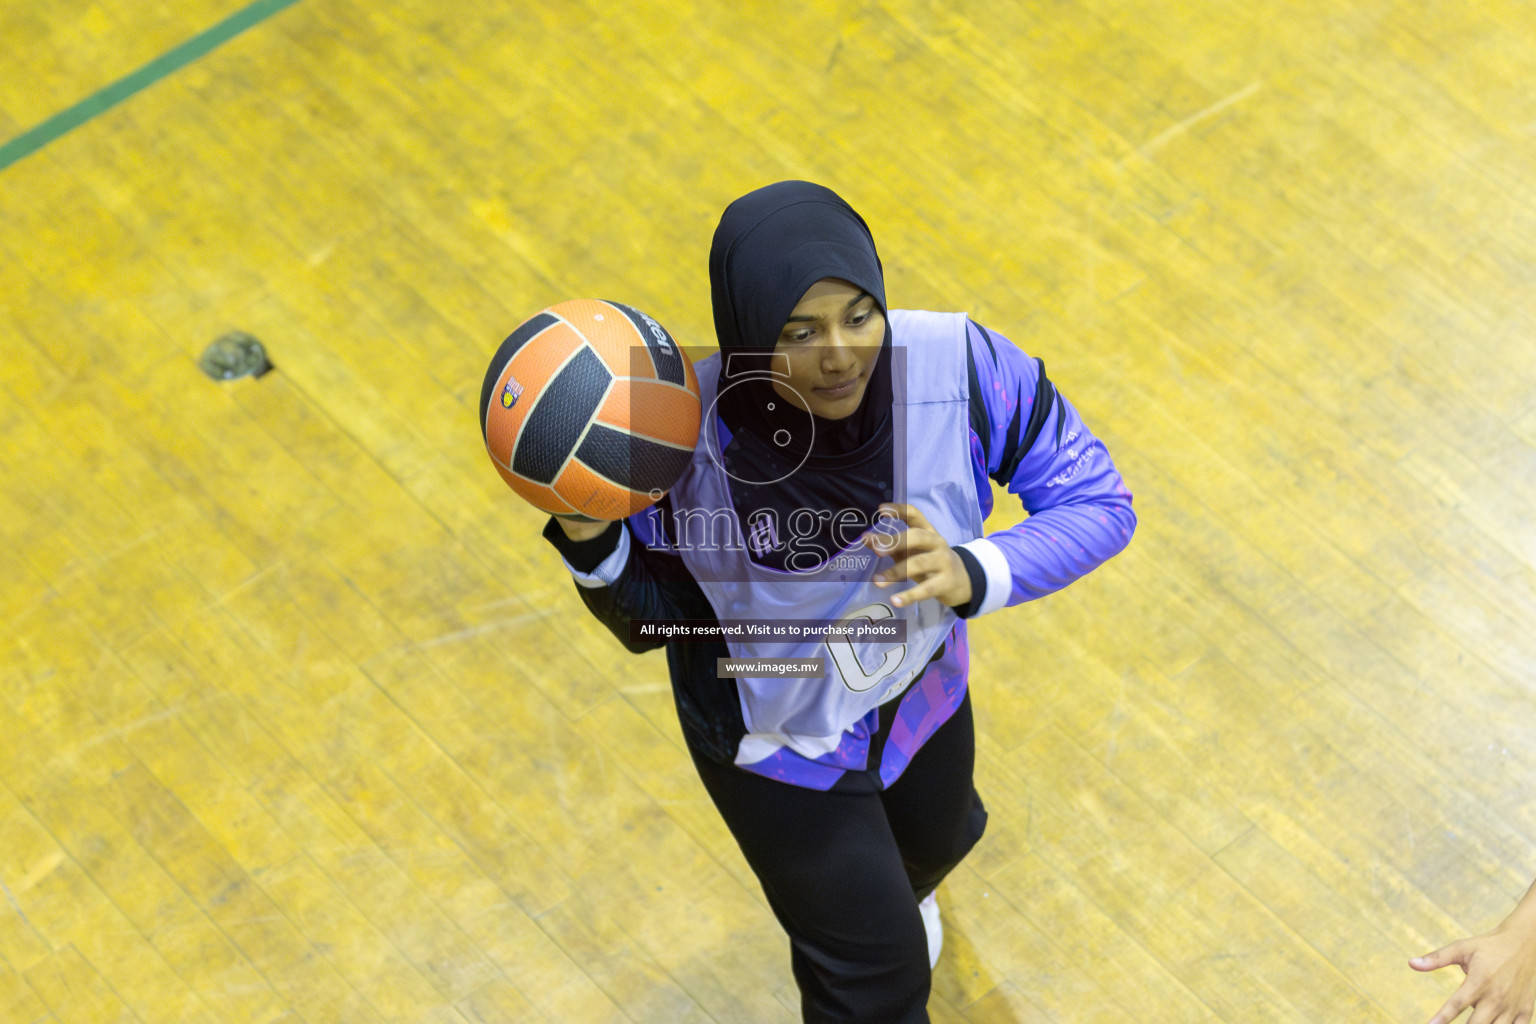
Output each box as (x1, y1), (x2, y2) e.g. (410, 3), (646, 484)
(816, 376), (863, 398)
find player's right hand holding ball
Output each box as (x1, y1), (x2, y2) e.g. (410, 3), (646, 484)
(553, 514), (613, 542)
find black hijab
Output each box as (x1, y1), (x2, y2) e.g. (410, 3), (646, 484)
(709, 180), (894, 460)
(707, 181), (896, 566)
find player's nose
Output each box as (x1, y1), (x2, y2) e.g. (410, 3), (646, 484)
(821, 326), (859, 373)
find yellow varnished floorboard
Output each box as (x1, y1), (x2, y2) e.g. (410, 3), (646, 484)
(0, 0), (260, 133)
(2, 1), (1535, 1021)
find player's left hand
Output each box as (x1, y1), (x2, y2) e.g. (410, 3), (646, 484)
(862, 503), (972, 610)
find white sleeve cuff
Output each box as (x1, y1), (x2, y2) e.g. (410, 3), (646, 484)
(957, 537), (1012, 617)
(565, 522), (631, 588)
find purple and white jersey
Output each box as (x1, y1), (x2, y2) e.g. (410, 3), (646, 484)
(668, 311), (980, 769)
(557, 311), (1136, 790)
(957, 318), (1137, 613)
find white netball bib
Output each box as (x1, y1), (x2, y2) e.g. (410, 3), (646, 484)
(667, 311), (984, 765)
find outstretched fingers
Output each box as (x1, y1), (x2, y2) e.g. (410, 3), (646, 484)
(1413, 941), (1473, 975)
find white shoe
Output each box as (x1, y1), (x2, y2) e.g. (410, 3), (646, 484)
(919, 892), (942, 969)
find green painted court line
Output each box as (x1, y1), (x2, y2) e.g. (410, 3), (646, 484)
(0, 0), (306, 173)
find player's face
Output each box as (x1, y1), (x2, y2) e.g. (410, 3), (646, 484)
(770, 278), (884, 420)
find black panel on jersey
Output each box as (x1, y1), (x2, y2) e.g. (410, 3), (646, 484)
(576, 424), (693, 494)
(966, 338), (990, 462)
(513, 346), (612, 484)
(606, 300), (687, 386)
(479, 312), (558, 443)
(995, 357), (1057, 486)
(972, 320), (1000, 370)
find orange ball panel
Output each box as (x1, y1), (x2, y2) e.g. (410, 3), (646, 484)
(549, 298), (636, 341)
(594, 379), (702, 448)
(548, 299), (652, 382)
(551, 298), (695, 386)
(491, 461), (580, 516)
(483, 326), (586, 467)
(556, 460), (657, 520)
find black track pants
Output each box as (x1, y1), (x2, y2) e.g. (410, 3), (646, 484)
(689, 692), (988, 1024)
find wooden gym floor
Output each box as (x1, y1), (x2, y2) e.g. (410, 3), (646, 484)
(2, 0), (1534, 1020)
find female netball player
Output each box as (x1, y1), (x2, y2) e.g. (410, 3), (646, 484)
(541, 180), (1136, 1023)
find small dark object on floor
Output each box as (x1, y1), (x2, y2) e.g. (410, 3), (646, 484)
(199, 331), (273, 380)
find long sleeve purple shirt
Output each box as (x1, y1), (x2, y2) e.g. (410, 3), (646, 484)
(546, 316), (1135, 790)
(957, 319), (1137, 615)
